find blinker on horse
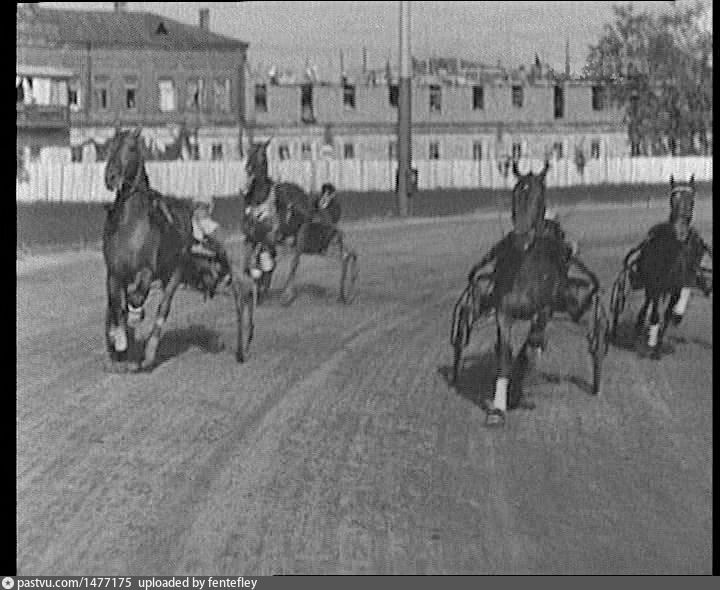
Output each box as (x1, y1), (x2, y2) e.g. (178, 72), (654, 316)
(102, 127), (252, 371)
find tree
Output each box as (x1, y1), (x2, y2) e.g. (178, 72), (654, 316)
(582, 2), (712, 156)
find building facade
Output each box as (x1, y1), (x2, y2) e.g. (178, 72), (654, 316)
(246, 66), (628, 163)
(16, 3), (248, 163)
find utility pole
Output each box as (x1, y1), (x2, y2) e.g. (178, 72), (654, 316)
(396, 0), (412, 217)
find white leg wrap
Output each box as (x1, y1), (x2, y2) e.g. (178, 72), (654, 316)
(110, 327), (128, 352)
(494, 377), (509, 412)
(673, 288), (691, 316)
(648, 324), (659, 348)
(259, 250), (275, 272)
(155, 316), (165, 329)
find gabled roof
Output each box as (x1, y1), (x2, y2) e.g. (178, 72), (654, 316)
(26, 7), (248, 51)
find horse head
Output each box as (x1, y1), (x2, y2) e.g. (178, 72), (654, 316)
(669, 174), (696, 224)
(104, 127), (147, 193)
(244, 137), (273, 196)
(511, 160), (550, 235)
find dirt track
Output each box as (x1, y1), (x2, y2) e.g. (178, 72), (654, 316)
(17, 202), (712, 574)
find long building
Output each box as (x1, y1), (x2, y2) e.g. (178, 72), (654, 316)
(245, 65), (628, 163)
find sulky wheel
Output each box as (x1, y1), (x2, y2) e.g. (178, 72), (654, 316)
(236, 280), (257, 363)
(588, 293), (609, 396)
(609, 269), (629, 341)
(452, 305), (470, 383)
(340, 251), (359, 304)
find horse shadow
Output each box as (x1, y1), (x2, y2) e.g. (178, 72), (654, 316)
(130, 323), (226, 368)
(438, 344), (595, 412)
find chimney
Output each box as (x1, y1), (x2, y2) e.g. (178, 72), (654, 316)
(199, 8), (210, 31)
(113, 2), (127, 12)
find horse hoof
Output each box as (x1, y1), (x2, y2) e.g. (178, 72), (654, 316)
(280, 291), (296, 306)
(486, 409), (506, 427)
(140, 359), (156, 372)
(127, 361), (142, 373)
(103, 360), (128, 373)
(514, 398), (536, 411)
(670, 313), (683, 326)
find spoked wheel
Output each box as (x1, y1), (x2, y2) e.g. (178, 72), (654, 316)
(587, 293), (609, 396)
(451, 305), (472, 384)
(609, 269), (629, 340)
(340, 251), (359, 304)
(236, 280), (257, 363)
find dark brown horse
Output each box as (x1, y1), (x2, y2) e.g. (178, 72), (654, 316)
(243, 140), (357, 305)
(624, 175), (712, 359)
(102, 127), (253, 371)
(482, 160), (601, 426)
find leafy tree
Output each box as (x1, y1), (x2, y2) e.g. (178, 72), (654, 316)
(582, 2), (712, 156)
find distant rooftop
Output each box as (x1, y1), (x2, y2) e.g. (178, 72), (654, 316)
(17, 4), (248, 51)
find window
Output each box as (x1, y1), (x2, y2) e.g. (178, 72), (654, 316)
(590, 140), (601, 159)
(343, 84), (356, 109)
(158, 78), (176, 112)
(124, 76), (138, 111)
(186, 78), (205, 112)
(472, 142), (483, 161)
(68, 79), (81, 112)
(429, 141), (440, 160)
(553, 142), (564, 159)
(188, 143), (199, 160)
(211, 143), (224, 161)
(591, 86), (605, 111)
(388, 141), (397, 160)
(71, 146), (83, 162)
(254, 84), (267, 113)
(553, 85), (564, 119)
(213, 78), (231, 113)
(472, 85), (484, 110)
(278, 143), (290, 160)
(511, 85), (523, 108)
(93, 76), (110, 111)
(301, 142), (312, 159)
(429, 85), (442, 113)
(30, 145), (42, 161)
(389, 84), (399, 107)
(301, 84), (315, 123)
(511, 142), (522, 160)
(343, 143), (355, 159)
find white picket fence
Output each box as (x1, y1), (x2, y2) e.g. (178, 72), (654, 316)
(16, 156), (713, 203)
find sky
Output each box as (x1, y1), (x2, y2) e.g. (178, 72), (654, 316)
(41, 1), (711, 75)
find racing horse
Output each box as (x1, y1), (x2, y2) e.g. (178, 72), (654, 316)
(243, 139), (357, 305)
(615, 175), (712, 359)
(102, 127), (254, 371)
(481, 160), (603, 426)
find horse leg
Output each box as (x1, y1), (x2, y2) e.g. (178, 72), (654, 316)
(280, 248), (301, 306)
(668, 286), (691, 326)
(140, 267), (183, 371)
(643, 296), (663, 360)
(635, 295), (651, 337)
(104, 273), (129, 371)
(527, 309), (549, 357)
(487, 312), (512, 426)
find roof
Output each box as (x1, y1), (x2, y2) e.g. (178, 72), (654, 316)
(25, 7), (248, 51)
(17, 64), (75, 78)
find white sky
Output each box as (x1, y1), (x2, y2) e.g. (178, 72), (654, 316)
(41, 1), (710, 74)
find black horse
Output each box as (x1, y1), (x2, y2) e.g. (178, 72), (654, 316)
(243, 140), (357, 305)
(470, 160), (601, 426)
(621, 175), (712, 359)
(102, 127), (253, 371)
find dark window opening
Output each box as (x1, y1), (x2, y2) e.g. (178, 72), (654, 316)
(343, 143), (354, 159)
(389, 84), (399, 107)
(512, 142), (522, 160)
(472, 142), (483, 161)
(301, 84), (315, 123)
(343, 84), (356, 109)
(554, 85), (564, 119)
(592, 86), (605, 111)
(255, 84), (267, 113)
(429, 85), (441, 113)
(211, 143), (223, 160)
(472, 86), (484, 110)
(512, 85), (523, 108)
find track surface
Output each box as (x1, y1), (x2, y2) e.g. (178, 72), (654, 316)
(17, 202), (712, 574)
